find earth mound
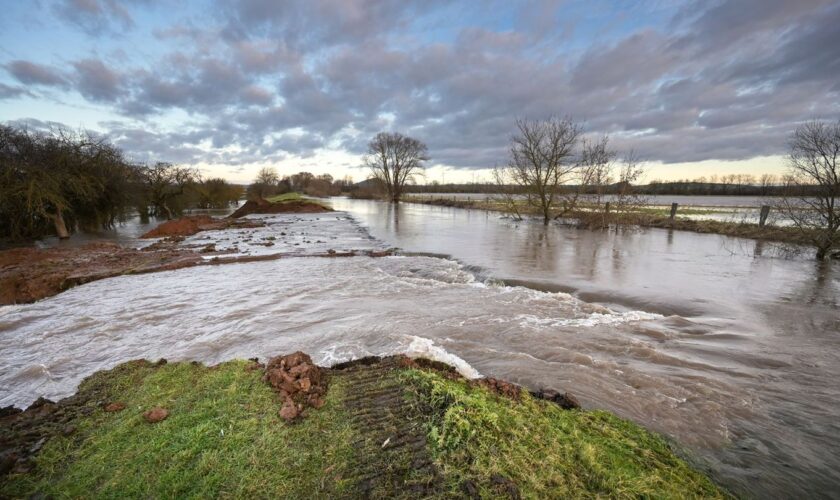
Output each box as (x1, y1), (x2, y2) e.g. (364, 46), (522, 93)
(229, 198), (332, 218)
(140, 215), (262, 238)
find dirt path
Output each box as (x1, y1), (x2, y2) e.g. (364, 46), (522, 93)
(334, 357), (443, 498)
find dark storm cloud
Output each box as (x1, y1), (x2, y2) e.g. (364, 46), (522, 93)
(7, 0), (839, 169)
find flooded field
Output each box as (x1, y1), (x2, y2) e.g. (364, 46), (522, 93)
(1, 199), (839, 497)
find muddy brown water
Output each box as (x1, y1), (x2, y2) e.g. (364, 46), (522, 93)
(1, 198), (838, 498)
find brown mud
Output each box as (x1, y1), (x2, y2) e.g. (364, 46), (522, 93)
(331, 355), (444, 497)
(140, 215), (264, 238)
(0, 242), (203, 306)
(229, 198), (332, 218)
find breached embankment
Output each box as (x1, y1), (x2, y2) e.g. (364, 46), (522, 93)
(0, 204), (379, 305)
(0, 354), (725, 498)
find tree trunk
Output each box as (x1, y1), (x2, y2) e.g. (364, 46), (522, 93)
(51, 209), (70, 239)
(816, 247), (827, 260)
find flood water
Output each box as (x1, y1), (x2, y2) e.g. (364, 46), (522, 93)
(1, 198), (838, 498)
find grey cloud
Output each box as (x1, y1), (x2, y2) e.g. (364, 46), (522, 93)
(52, 0), (144, 35)
(7, 0), (840, 171)
(6, 60), (67, 87)
(0, 83), (32, 99)
(73, 58), (123, 101)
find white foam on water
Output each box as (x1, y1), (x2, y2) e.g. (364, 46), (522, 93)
(515, 310), (662, 329)
(402, 335), (482, 379)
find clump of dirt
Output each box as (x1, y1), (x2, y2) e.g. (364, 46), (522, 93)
(530, 388), (581, 410)
(141, 215), (263, 238)
(0, 242), (203, 305)
(263, 352), (329, 422)
(471, 378), (523, 400)
(104, 402), (126, 412)
(143, 407), (169, 423)
(230, 198), (332, 218)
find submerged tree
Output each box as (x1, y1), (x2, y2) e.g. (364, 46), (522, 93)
(779, 120), (840, 260)
(364, 132), (428, 203)
(136, 162), (199, 220)
(498, 117), (582, 225)
(0, 125), (136, 239)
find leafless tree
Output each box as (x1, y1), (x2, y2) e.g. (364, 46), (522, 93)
(613, 150), (647, 213)
(778, 120), (840, 260)
(491, 164), (523, 220)
(499, 117), (583, 225)
(579, 135), (615, 207)
(141, 162), (199, 219)
(364, 132), (428, 203)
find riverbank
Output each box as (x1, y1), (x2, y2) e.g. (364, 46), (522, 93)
(0, 354), (725, 498)
(405, 196), (822, 250)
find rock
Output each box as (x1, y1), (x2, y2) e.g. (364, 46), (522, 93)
(104, 402), (127, 412)
(299, 377), (311, 392)
(62, 424), (77, 436)
(143, 407), (169, 423)
(279, 400), (299, 422)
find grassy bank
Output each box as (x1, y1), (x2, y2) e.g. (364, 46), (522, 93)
(405, 195), (816, 248)
(1, 357), (726, 498)
(266, 192), (331, 210)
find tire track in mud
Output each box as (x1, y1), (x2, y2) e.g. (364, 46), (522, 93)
(335, 357), (442, 498)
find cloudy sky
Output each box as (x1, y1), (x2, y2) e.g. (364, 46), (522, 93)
(1, 0), (838, 183)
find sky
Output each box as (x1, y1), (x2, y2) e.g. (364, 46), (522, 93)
(1, 0), (838, 184)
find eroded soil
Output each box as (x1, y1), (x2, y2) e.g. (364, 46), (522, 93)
(0, 242), (203, 306)
(230, 198), (332, 218)
(140, 215), (264, 238)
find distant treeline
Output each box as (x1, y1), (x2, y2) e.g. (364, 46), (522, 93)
(0, 125), (243, 241)
(405, 178), (820, 197)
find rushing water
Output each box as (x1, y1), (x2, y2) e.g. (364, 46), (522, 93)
(1, 199), (838, 498)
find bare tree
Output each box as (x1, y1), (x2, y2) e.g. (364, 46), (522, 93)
(492, 164), (523, 220)
(364, 132), (429, 203)
(779, 120), (840, 260)
(141, 162), (199, 219)
(498, 117), (582, 225)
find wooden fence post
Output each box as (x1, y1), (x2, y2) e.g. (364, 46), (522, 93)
(669, 203), (679, 220)
(759, 205), (770, 227)
(604, 201), (611, 214)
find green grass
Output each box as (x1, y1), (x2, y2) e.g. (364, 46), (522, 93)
(2, 360), (356, 498)
(3, 360), (726, 498)
(401, 368), (726, 498)
(265, 192), (332, 210)
(265, 192), (304, 203)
